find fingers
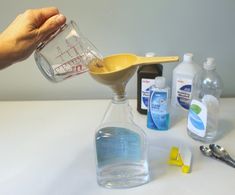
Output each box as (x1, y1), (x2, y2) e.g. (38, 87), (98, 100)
(20, 7), (66, 47)
(38, 14), (66, 39)
(34, 7), (60, 26)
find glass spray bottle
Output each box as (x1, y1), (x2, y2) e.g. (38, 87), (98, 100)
(94, 75), (150, 189)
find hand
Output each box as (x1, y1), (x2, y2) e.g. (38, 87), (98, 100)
(0, 7), (66, 69)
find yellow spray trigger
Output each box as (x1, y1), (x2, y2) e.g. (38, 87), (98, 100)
(168, 146), (192, 173)
(168, 147), (183, 166)
(169, 147), (179, 160)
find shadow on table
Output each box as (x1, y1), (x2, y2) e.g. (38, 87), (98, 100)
(148, 136), (191, 181)
(46, 146), (99, 195)
(148, 144), (168, 180)
(214, 118), (234, 142)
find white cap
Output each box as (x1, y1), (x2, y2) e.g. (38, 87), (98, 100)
(155, 76), (166, 88)
(183, 53), (193, 62)
(145, 52), (155, 57)
(203, 57), (216, 70)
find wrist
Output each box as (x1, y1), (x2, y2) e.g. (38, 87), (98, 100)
(0, 33), (18, 69)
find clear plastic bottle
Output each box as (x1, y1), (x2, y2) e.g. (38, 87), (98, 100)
(95, 92), (150, 189)
(171, 53), (201, 112)
(187, 58), (223, 142)
(147, 76), (170, 130)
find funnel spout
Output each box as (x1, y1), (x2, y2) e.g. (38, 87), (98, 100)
(111, 83), (126, 97)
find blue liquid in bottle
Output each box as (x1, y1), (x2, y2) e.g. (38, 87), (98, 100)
(147, 76), (170, 130)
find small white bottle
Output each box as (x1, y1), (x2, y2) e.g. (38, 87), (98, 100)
(171, 53), (201, 112)
(147, 76), (170, 130)
(187, 58), (223, 142)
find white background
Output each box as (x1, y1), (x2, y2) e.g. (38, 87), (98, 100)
(0, 0), (234, 100)
(0, 99), (235, 195)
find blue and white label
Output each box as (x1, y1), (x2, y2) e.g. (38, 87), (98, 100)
(147, 90), (169, 130)
(141, 78), (155, 110)
(96, 127), (141, 167)
(176, 78), (192, 110)
(187, 100), (207, 137)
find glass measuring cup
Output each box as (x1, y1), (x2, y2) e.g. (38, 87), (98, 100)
(34, 20), (103, 82)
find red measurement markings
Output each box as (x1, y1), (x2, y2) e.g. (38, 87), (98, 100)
(54, 55), (85, 74)
(55, 38), (80, 62)
(56, 46), (65, 62)
(65, 39), (80, 56)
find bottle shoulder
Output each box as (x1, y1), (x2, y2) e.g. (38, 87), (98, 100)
(173, 62), (201, 75)
(194, 70), (223, 83)
(138, 64), (163, 73)
(193, 70), (223, 90)
(150, 85), (170, 93)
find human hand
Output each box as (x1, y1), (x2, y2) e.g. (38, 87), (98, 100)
(0, 7), (66, 69)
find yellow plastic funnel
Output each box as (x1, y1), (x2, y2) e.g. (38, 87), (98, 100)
(89, 53), (179, 95)
(89, 53), (179, 75)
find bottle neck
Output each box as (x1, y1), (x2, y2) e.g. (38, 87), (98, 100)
(204, 67), (216, 72)
(112, 92), (127, 103)
(100, 92), (132, 125)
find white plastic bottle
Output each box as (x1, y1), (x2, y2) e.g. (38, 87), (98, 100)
(147, 76), (170, 130)
(171, 53), (201, 112)
(187, 58), (223, 142)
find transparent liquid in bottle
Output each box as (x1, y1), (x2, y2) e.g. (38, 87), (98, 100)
(187, 58), (223, 142)
(95, 95), (150, 189)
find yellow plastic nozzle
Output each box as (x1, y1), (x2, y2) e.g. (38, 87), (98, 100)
(182, 165), (190, 173)
(168, 146), (192, 173)
(169, 147), (179, 160)
(168, 147), (183, 166)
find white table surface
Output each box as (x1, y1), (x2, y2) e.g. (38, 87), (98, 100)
(0, 98), (234, 195)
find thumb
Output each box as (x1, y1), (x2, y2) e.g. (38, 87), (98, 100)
(38, 14), (66, 40)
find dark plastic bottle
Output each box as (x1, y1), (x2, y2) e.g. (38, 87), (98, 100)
(137, 63), (163, 114)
